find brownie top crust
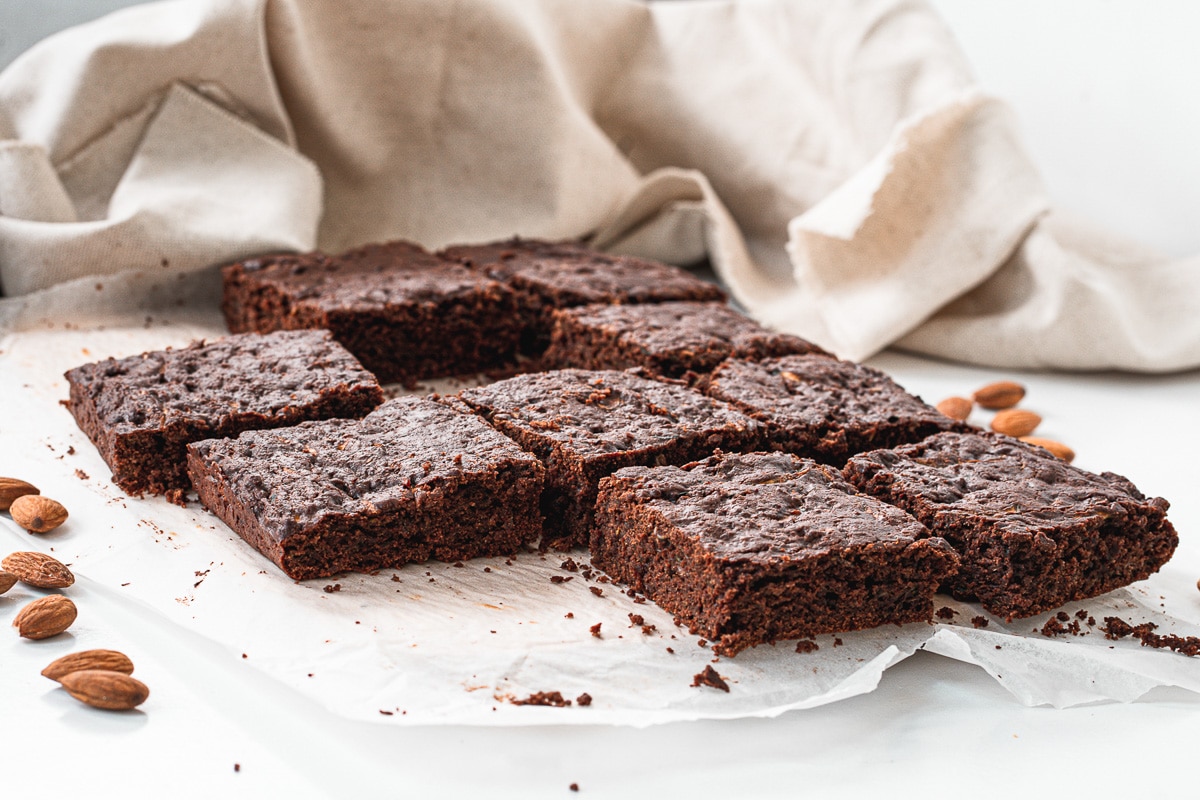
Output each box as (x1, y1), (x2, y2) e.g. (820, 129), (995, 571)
(845, 431), (1171, 536)
(603, 451), (935, 562)
(553, 301), (825, 357)
(440, 238), (726, 306)
(232, 241), (503, 310)
(187, 396), (542, 539)
(455, 369), (760, 456)
(64, 330), (381, 435)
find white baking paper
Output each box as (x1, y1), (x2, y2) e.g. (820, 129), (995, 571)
(2, 311), (1198, 726)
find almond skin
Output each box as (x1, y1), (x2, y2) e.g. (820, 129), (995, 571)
(1020, 436), (1076, 463)
(0, 477), (39, 511)
(990, 408), (1042, 437)
(42, 649), (135, 682)
(9, 495), (68, 533)
(973, 381), (1026, 410)
(13, 594), (77, 639)
(60, 670), (149, 711)
(935, 396), (973, 421)
(0, 571), (16, 595)
(1, 552), (75, 589)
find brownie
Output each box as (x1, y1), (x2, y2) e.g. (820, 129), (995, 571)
(843, 431), (1178, 619)
(64, 330), (384, 496)
(542, 301), (827, 378)
(186, 397), (545, 579)
(440, 238), (726, 353)
(591, 451), (960, 655)
(221, 240), (524, 384)
(452, 369), (763, 547)
(702, 354), (963, 464)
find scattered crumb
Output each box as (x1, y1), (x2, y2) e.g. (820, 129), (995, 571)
(67, 446), (76, 455)
(589, 586), (603, 597)
(164, 487), (188, 507)
(971, 616), (989, 629)
(560, 558), (579, 572)
(483, 567), (492, 573)
(234, 764), (240, 773)
(628, 613), (644, 626)
(379, 709), (394, 716)
(665, 647), (674, 654)
(589, 623), (602, 638)
(73, 469), (88, 481)
(323, 583), (341, 593)
(550, 575), (572, 584)
(564, 612), (574, 619)
(453, 561), (465, 568)
(575, 692), (592, 707)
(795, 639), (819, 654)
(691, 664), (730, 693)
(1102, 616), (1200, 656)
(935, 606), (957, 620)
(1056, 611), (1070, 622)
(641, 625), (656, 635)
(511, 691), (571, 707)
(570, 783), (579, 792)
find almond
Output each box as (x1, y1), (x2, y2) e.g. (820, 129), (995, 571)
(0, 571), (16, 595)
(973, 380), (1026, 410)
(1020, 436), (1075, 463)
(13, 594), (77, 639)
(990, 408), (1042, 437)
(935, 396), (973, 421)
(0, 477), (39, 511)
(1, 551), (75, 589)
(42, 649), (135, 682)
(9, 495), (68, 533)
(60, 669), (149, 711)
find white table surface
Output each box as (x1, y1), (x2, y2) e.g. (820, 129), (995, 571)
(3, 349), (1197, 799)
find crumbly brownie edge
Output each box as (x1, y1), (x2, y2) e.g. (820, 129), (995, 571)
(592, 474), (958, 655)
(64, 371), (171, 495)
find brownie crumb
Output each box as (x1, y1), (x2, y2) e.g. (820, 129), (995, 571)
(628, 613), (645, 626)
(1102, 616), (1200, 657)
(666, 647), (674, 654)
(833, 637), (843, 647)
(234, 764), (240, 773)
(67, 446), (76, 455)
(1075, 609), (1089, 620)
(453, 561), (465, 568)
(379, 709), (394, 716)
(565, 612), (574, 619)
(589, 623), (602, 638)
(795, 639), (819, 654)
(323, 583), (341, 593)
(74, 468), (89, 481)
(512, 691), (571, 707)
(550, 575), (570, 584)
(1041, 617), (1067, 637)
(561, 558), (579, 572)
(575, 692), (593, 707)
(971, 616), (989, 629)
(935, 606), (957, 620)
(691, 664), (730, 692)
(641, 625), (657, 635)
(570, 784), (579, 792)
(1056, 611), (1070, 622)
(589, 586), (603, 597)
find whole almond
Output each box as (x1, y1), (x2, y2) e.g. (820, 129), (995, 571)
(13, 594), (77, 639)
(42, 649), (135, 682)
(0, 477), (39, 511)
(0, 571), (16, 595)
(935, 396), (973, 421)
(60, 669), (149, 711)
(1, 551), (75, 589)
(1020, 436), (1076, 463)
(991, 408), (1042, 437)
(973, 381), (1026, 410)
(9, 495), (68, 533)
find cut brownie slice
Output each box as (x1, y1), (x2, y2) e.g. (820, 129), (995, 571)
(452, 369), (763, 547)
(186, 397), (545, 580)
(702, 354), (963, 464)
(592, 451), (960, 656)
(843, 431), (1178, 618)
(221, 240), (523, 384)
(64, 330), (384, 496)
(541, 301), (828, 378)
(441, 238), (726, 353)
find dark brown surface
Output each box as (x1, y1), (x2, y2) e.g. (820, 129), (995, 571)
(441, 238), (726, 354)
(221, 240), (524, 385)
(186, 397), (545, 580)
(542, 301), (828, 378)
(702, 354), (963, 464)
(591, 451), (959, 655)
(843, 431), (1178, 619)
(452, 368), (763, 547)
(65, 330), (383, 496)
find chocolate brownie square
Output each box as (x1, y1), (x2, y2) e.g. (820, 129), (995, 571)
(592, 451), (959, 655)
(452, 369), (763, 547)
(440, 238), (726, 353)
(542, 301), (828, 378)
(702, 354), (962, 464)
(843, 431), (1178, 618)
(221, 240), (523, 384)
(64, 330), (384, 497)
(186, 397), (545, 579)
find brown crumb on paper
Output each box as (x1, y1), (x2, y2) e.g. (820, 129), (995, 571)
(691, 664), (730, 692)
(511, 691), (571, 707)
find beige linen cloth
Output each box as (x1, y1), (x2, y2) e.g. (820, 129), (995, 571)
(1, 0), (1196, 370)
